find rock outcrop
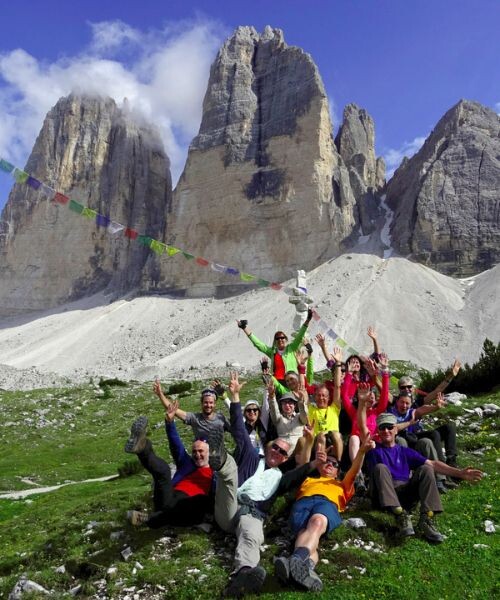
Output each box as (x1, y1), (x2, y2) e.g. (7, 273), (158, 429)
(0, 94), (171, 315)
(335, 104), (385, 235)
(386, 100), (500, 276)
(147, 26), (357, 296)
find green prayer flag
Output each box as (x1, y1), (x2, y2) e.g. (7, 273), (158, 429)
(69, 199), (84, 214)
(182, 252), (195, 260)
(0, 159), (15, 173)
(336, 338), (347, 348)
(13, 168), (29, 184)
(81, 207), (97, 219)
(257, 278), (269, 287)
(151, 240), (165, 255)
(166, 246), (180, 256)
(240, 272), (256, 282)
(137, 235), (153, 248)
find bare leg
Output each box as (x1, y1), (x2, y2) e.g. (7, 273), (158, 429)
(294, 514), (328, 565)
(330, 431), (343, 461)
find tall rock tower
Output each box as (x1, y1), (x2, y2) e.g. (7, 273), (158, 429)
(148, 26), (357, 296)
(0, 94), (171, 315)
(385, 100), (500, 276)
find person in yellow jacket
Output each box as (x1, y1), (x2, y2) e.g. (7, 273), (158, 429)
(274, 433), (375, 591)
(237, 308), (313, 384)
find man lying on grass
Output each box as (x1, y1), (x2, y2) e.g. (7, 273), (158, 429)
(124, 400), (214, 528)
(274, 430), (375, 592)
(358, 386), (483, 542)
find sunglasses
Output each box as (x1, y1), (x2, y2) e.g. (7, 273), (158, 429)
(271, 443), (289, 457)
(378, 424), (395, 431)
(280, 398), (296, 405)
(275, 336), (287, 341)
(245, 408), (259, 413)
(326, 457), (339, 468)
(399, 385), (413, 390)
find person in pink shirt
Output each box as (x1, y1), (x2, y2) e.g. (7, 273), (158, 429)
(342, 353), (390, 491)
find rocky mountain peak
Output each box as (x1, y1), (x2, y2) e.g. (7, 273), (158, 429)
(386, 99), (500, 276)
(0, 93), (171, 315)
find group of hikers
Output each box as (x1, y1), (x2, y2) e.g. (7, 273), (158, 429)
(123, 309), (483, 597)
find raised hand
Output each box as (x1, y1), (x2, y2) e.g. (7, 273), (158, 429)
(212, 379), (226, 397)
(153, 379), (163, 397)
(378, 352), (389, 369)
(315, 439), (327, 465)
(332, 345), (342, 363)
(228, 371), (246, 395)
(357, 382), (371, 405)
(315, 333), (326, 347)
(295, 349), (308, 366)
(165, 400), (179, 422)
(360, 432), (376, 453)
(266, 380), (276, 399)
(236, 319), (248, 330)
(361, 356), (378, 377)
(451, 359), (462, 377)
(367, 326), (377, 340)
(435, 392), (447, 409)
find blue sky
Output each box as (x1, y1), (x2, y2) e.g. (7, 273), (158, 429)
(1, 0), (499, 212)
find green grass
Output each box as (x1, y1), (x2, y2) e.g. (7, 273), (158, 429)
(0, 378), (499, 599)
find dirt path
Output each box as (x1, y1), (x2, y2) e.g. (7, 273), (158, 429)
(0, 474), (118, 500)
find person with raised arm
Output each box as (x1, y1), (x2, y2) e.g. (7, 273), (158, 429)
(274, 433), (375, 591)
(124, 401), (214, 528)
(153, 380), (230, 470)
(357, 393), (483, 543)
(213, 372), (327, 598)
(236, 308), (313, 384)
(267, 378), (309, 454)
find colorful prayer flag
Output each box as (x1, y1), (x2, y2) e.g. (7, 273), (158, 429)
(326, 328), (337, 339)
(0, 158), (14, 173)
(26, 176), (41, 190)
(312, 310), (320, 322)
(346, 347), (357, 356)
(336, 338), (347, 348)
(13, 168), (29, 184)
(82, 207), (97, 219)
(124, 227), (138, 240)
(318, 320), (329, 332)
(166, 246), (180, 256)
(182, 251), (195, 260)
(225, 267), (239, 276)
(196, 257), (210, 266)
(150, 240), (166, 255)
(108, 221), (124, 234)
(240, 272), (256, 282)
(96, 215), (111, 228)
(54, 192), (69, 205)
(270, 283), (283, 291)
(211, 263), (226, 273)
(257, 278), (269, 287)
(69, 199), (84, 214)
(137, 235), (153, 248)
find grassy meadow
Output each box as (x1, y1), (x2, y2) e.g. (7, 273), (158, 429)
(0, 373), (498, 599)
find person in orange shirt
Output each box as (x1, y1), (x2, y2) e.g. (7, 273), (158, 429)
(274, 434), (375, 591)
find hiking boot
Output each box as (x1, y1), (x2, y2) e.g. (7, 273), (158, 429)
(436, 480), (448, 494)
(417, 513), (445, 544)
(395, 511), (415, 537)
(223, 565), (266, 598)
(274, 555), (290, 584)
(444, 478), (459, 489)
(124, 416), (148, 454)
(354, 472), (367, 495)
(127, 510), (149, 526)
(289, 556), (323, 592)
(206, 427), (227, 471)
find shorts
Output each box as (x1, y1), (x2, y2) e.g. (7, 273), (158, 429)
(289, 495), (342, 535)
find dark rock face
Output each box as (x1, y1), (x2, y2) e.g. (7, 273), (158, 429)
(149, 26), (358, 295)
(386, 100), (500, 276)
(335, 104), (385, 235)
(0, 94), (171, 315)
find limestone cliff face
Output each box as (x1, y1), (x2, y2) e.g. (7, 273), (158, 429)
(0, 94), (171, 315)
(386, 100), (500, 276)
(335, 104), (385, 235)
(148, 26), (357, 295)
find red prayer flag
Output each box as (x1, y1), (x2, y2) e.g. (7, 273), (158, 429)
(53, 192), (69, 205)
(124, 227), (138, 240)
(196, 257), (210, 266)
(270, 283), (283, 291)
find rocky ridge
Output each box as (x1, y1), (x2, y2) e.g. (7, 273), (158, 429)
(0, 95), (171, 315)
(386, 100), (500, 276)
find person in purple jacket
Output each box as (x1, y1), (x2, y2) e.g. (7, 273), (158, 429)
(124, 401), (214, 529)
(357, 397), (483, 543)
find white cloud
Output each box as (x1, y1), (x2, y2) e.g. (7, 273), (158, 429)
(0, 17), (227, 192)
(383, 135), (427, 180)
